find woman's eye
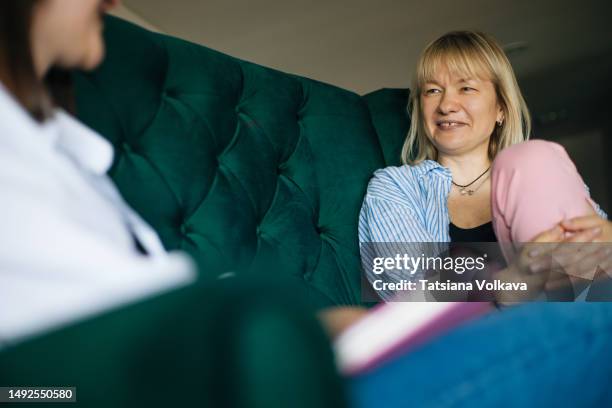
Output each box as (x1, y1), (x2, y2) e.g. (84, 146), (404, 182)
(461, 87), (476, 92)
(425, 88), (440, 95)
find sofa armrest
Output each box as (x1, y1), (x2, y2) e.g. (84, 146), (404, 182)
(0, 277), (347, 407)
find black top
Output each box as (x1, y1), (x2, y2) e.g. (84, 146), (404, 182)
(449, 221), (497, 243)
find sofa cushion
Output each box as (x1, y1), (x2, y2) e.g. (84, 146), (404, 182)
(362, 88), (411, 167)
(73, 16), (386, 307)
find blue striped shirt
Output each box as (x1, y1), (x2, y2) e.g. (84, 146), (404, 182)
(358, 161), (453, 299)
(359, 160), (453, 244)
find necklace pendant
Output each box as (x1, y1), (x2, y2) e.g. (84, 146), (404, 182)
(467, 189), (475, 196)
(460, 188), (467, 195)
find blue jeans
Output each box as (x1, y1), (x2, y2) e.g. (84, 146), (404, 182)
(349, 303), (612, 408)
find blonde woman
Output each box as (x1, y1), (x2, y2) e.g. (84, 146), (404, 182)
(358, 31), (611, 301)
(342, 31), (612, 408)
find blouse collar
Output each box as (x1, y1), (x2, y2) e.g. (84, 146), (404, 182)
(0, 82), (113, 175)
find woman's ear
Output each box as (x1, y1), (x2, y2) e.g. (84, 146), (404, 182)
(496, 107), (504, 126)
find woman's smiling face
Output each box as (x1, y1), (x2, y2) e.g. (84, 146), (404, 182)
(420, 65), (503, 157)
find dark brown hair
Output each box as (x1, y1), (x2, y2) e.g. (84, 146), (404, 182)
(0, 0), (74, 122)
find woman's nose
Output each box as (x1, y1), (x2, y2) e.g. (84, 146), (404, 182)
(437, 91), (460, 114)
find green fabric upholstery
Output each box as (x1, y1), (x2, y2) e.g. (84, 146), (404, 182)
(363, 88), (411, 167)
(73, 16), (387, 307)
(0, 277), (347, 407)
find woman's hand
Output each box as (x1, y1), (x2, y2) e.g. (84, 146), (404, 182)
(318, 307), (369, 339)
(494, 225), (566, 304)
(561, 214), (612, 243)
(556, 198), (611, 242)
(542, 214), (612, 293)
(497, 216), (611, 303)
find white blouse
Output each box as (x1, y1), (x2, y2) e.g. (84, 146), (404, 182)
(0, 84), (195, 347)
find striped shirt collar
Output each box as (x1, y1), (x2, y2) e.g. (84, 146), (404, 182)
(411, 159), (452, 179)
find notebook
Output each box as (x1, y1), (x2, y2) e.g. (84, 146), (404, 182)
(333, 301), (492, 375)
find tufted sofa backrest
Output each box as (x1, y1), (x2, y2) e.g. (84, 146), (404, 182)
(73, 16), (389, 307)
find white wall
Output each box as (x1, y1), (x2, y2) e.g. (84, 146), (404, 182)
(109, 3), (161, 33)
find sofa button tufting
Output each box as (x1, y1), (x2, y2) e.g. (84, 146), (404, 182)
(180, 224), (188, 235)
(122, 143), (132, 153)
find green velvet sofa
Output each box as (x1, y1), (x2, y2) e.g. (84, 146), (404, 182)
(71, 16), (409, 307)
(0, 16), (411, 407)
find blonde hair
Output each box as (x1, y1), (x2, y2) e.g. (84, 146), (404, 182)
(401, 31), (531, 165)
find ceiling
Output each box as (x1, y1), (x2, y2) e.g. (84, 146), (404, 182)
(121, 0), (611, 94)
